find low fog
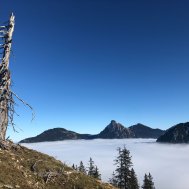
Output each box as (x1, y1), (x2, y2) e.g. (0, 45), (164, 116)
(23, 139), (189, 189)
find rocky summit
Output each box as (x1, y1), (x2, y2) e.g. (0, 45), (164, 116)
(97, 120), (134, 139)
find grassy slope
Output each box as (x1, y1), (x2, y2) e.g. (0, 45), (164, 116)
(0, 143), (116, 189)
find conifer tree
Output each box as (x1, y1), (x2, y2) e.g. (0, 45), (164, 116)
(93, 166), (101, 180)
(142, 174), (149, 189)
(116, 146), (132, 188)
(87, 157), (95, 176)
(109, 171), (117, 187)
(72, 164), (78, 171)
(129, 168), (139, 189)
(87, 157), (101, 179)
(109, 146), (140, 189)
(142, 173), (155, 189)
(72, 164), (75, 170)
(113, 146), (133, 189)
(78, 161), (86, 174)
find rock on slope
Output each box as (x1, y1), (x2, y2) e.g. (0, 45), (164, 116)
(0, 141), (116, 189)
(157, 122), (189, 143)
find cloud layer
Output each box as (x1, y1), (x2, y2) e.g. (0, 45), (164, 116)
(22, 139), (189, 189)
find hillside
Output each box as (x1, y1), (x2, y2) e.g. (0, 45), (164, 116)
(20, 128), (92, 143)
(129, 123), (165, 138)
(0, 141), (116, 189)
(157, 122), (189, 143)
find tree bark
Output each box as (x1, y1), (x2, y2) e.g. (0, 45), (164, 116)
(0, 13), (15, 141)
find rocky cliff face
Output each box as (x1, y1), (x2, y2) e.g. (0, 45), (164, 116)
(157, 122), (189, 143)
(97, 120), (134, 139)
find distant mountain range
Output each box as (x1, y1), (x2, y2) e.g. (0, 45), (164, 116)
(157, 122), (189, 143)
(20, 120), (165, 143)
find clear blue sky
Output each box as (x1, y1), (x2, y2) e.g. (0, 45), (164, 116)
(1, 0), (189, 141)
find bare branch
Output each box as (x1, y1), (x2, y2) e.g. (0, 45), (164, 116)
(11, 91), (35, 121)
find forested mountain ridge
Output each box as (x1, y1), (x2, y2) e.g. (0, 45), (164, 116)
(157, 122), (189, 143)
(19, 128), (92, 143)
(129, 123), (164, 138)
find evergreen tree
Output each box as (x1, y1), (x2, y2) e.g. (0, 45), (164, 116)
(93, 166), (101, 180)
(142, 173), (155, 189)
(129, 168), (139, 189)
(87, 157), (101, 179)
(87, 157), (95, 176)
(78, 161), (86, 174)
(72, 164), (76, 170)
(109, 171), (117, 187)
(148, 173), (155, 189)
(113, 146), (133, 189)
(142, 174), (149, 189)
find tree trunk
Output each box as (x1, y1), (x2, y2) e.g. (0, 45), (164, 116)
(0, 13), (15, 141)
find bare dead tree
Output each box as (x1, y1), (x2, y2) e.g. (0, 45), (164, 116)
(0, 13), (15, 141)
(0, 13), (34, 144)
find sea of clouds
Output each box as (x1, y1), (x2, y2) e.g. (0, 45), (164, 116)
(22, 139), (189, 189)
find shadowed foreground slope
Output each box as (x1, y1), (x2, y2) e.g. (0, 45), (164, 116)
(0, 142), (116, 189)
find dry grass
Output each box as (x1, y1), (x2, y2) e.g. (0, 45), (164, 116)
(0, 142), (116, 189)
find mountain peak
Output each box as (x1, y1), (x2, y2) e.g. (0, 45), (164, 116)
(108, 120), (124, 129)
(110, 120), (117, 124)
(98, 120), (134, 139)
